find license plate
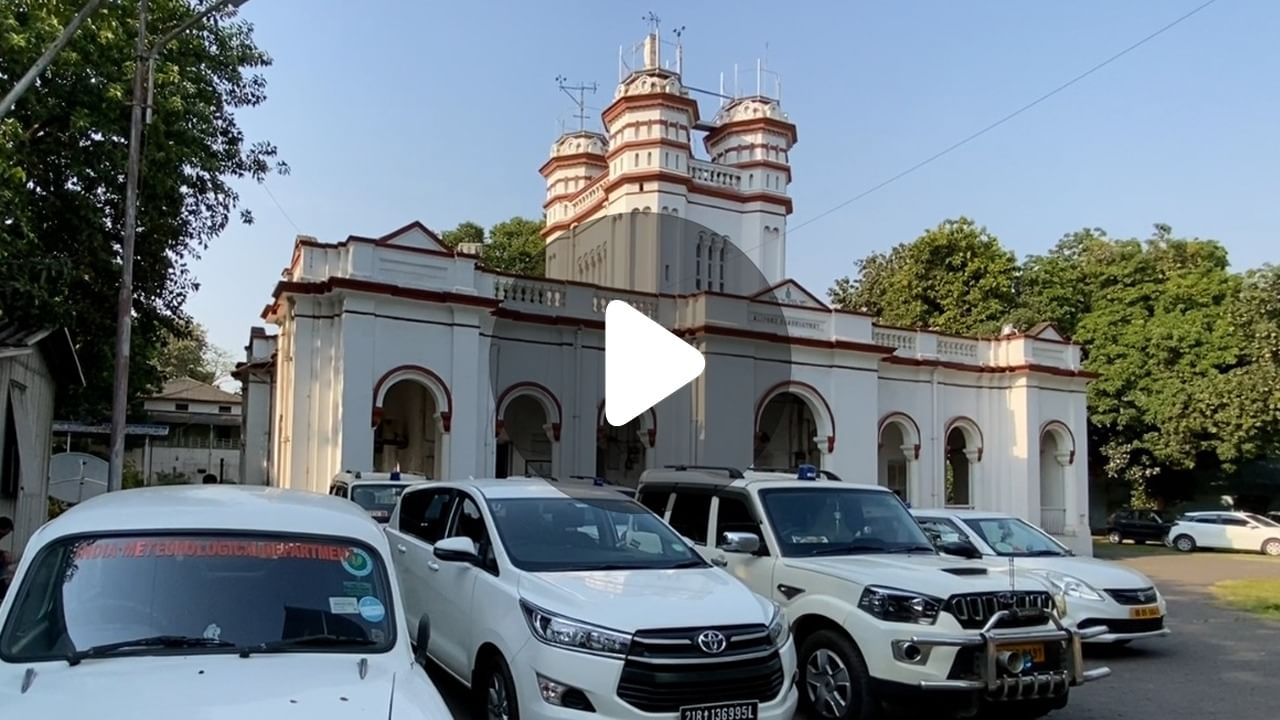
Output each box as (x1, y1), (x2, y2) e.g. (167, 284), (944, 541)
(1130, 605), (1161, 619)
(1000, 643), (1046, 663)
(680, 701), (759, 720)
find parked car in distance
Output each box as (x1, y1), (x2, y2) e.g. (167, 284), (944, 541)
(329, 470), (432, 523)
(913, 510), (1169, 645)
(0, 485), (451, 719)
(386, 478), (799, 720)
(637, 466), (1109, 720)
(1167, 511), (1280, 556)
(1103, 508), (1172, 545)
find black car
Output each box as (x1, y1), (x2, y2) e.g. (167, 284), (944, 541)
(1105, 508), (1173, 544)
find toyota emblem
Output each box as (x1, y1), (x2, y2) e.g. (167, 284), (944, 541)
(996, 592), (1016, 608)
(695, 630), (727, 655)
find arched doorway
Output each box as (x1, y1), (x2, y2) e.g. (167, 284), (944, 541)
(755, 392), (821, 468)
(944, 418), (982, 509)
(375, 380), (440, 478)
(497, 395), (556, 478)
(596, 403), (655, 487)
(1039, 423), (1074, 535)
(878, 414), (920, 504)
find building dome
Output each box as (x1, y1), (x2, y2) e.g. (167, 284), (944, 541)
(550, 130), (607, 158)
(714, 96), (788, 125)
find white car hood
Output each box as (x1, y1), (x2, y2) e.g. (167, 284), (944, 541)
(785, 554), (1054, 597)
(518, 568), (773, 630)
(0, 653), (443, 719)
(986, 555), (1156, 590)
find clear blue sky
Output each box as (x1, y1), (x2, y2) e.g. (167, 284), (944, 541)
(191, 0), (1279, 357)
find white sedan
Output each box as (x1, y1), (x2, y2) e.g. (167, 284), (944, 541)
(1167, 511), (1280, 556)
(912, 509), (1170, 645)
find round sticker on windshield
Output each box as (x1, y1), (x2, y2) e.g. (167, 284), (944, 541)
(342, 548), (373, 577)
(358, 596), (386, 623)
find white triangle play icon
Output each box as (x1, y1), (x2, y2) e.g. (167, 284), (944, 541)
(605, 300), (705, 427)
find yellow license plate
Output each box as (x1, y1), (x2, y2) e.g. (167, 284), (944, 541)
(1001, 643), (1046, 663)
(1130, 605), (1161, 619)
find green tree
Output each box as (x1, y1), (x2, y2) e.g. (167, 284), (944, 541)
(438, 220), (485, 250)
(479, 216), (545, 277)
(1018, 225), (1256, 505)
(155, 321), (233, 385)
(827, 217), (1019, 335)
(0, 0), (284, 419)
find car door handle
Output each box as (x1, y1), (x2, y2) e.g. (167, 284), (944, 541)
(711, 556), (728, 567)
(396, 544), (408, 554)
(427, 560), (440, 571)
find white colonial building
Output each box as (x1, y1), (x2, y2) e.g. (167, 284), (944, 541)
(247, 31), (1096, 553)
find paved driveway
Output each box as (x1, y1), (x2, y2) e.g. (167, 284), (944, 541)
(431, 552), (1280, 719)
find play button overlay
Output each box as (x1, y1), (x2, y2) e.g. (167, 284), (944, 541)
(605, 300), (705, 427)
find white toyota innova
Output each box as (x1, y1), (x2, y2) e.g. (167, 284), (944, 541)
(0, 485), (451, 719)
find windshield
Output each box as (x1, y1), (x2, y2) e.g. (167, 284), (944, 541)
(351, 483), (408, 521)
(486, 496), (706, 572)
(963, 518), (1068, 556)
(758, 488), (935, 558)
(1244, 513), (1280, 528)
(0, 533), (395, 662)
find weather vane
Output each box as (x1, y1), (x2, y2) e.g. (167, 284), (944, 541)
(643, 11), (661, 34)
(555, 75), (597, 133)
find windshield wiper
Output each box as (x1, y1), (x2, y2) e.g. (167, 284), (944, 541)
(1020, 549), (1066, 557)
(807, 543), (886, 556)
(668, 558), (708, 568)
(881, 545), (937, 554)
(67, 635), (234, 665)
(238, 634), (378, 657)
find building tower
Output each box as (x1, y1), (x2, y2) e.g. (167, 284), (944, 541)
(541, 24), (796, 295)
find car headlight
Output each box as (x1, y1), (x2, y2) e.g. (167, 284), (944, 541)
(857, 586), (942, 625)
(767, 602), (790, 647)
(1035, 571), (1103, 601)
(520, 600), (631, 656)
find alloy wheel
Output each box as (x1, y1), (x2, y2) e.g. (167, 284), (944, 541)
(806, 648), (853, 718)
(486, 671), (510, 720)
(1263, 539), (1280, 557)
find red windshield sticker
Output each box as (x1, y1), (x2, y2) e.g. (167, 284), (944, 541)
(73, 540), (356, 562)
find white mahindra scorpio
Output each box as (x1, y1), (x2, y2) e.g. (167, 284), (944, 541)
(0, 485), (451, 719)
(636, 466), (1111, 720)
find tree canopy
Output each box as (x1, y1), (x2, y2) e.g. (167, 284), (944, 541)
(154, 321), (233, 385)
(830, 219), (1280, 507)
(438, 216), (546, 277)
(0, 0), (283, 418)
(828, 217), (1019, 335)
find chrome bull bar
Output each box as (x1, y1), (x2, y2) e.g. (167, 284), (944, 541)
(909, 609), (1112, 696)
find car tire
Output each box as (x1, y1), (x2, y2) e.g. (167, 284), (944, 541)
(1173, 534), (1196, 553)
(1262, 538), (1280, 557)
(1106, 530), (1123, 544)
(799, 629), (878, 720)
(474, 652), (519, 720)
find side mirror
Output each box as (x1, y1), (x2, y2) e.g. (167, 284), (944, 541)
(719, 531), (762, 555)
(414, 615), (431, 667)
(939, 540), (983, 560)
(433, 536), (479, 563)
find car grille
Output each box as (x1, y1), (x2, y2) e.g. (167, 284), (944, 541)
(1104, 587), (1158, 606)
(617, 625), (784, 712)
(945, 591), (1055, 629)
(1078, 617), (1164, 634)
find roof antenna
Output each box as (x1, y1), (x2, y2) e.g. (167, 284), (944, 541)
(672, 25), (686, 75)
(556, 75), (598, 133)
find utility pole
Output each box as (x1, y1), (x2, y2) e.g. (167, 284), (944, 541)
(0, 0), (107, 122)
(108, 0), (251, 491)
